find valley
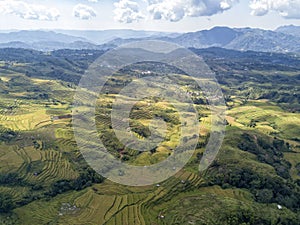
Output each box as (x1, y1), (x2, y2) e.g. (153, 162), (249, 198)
(0, 46), (299, 224)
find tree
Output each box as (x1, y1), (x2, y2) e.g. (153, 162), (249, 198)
(256, 189), (273, 203)
(0, 193), (14, 213)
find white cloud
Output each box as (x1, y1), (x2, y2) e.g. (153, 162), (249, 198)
(87, 0), (98, 2)
(73, 4), (96, 20)
(0, 0), (60, 21)
(114, 0), (145, 23)
(145, 0), (238, 22)
(249, 0), (300, 19)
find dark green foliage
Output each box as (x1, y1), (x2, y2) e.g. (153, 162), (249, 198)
(295, 163), (300, 176)
(238, 133), (291, 178)
(99, 130), (124, 154)
(154, 111), (180, 125)
(255, 189), (273, 203)
(130, 120), (151, 138)
(0, 48), (105, 83)
(0, 193), (14, 213)
(211, 166), (300, 210)
(0, 173), (24, 186)
(249, 119), (257, 128)
(46, 167), (104, 197)
(192, 47), (300, 112)
(0, 129), (16, 143)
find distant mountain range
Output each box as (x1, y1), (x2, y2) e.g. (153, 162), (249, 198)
(276, 25), (300, 37)
(0, 30), (89, 44)
(0, 40), (114, 51)
(0, 26), (300, 53)
(52, 29), (179, 44)
(108, 26), (300, 53)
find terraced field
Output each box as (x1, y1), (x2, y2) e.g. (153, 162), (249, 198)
(228, 100), (300, 140)
(11, 169), (205, 225)
(0, 108), (51, 131)
(0, 144), (78, 183)
(0, 48), (299, 224)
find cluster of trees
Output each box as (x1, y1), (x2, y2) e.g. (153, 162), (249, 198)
(296, 163), (300, 176)
(259, 91), (299, 109)
(238, 133), (291, 179)
(0, 127), (16, 143)
(0, 166), (104, 212)
(216, 203), (300, 225)
(211, 166), (300, 210)
(46, 167), (104, 197)
(0, 48), (105, 84)
(154, 111), (180, 125)
(0, 173), (24, 186)
(129, 120), (151, 138)
(191, 47), (300, 112)
(0, 173), (33, 210)
(0, 193), (13, 213)
(100, 130), (123, 156)
(208, 131), (300, 211)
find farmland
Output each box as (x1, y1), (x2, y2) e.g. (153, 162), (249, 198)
(0, 47), (299, 224)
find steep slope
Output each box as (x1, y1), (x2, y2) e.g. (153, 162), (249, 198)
(106, 27), (300, 53)
(170, 26), (242, 48)
(171, 27), (300, 53)
(276, 25), (300, 37)
(226, 29), (300, 52)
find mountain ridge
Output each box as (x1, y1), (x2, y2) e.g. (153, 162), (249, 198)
(1, 26), (300, 53)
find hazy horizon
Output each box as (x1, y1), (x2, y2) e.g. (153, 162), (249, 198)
(0, 24), (298, 33)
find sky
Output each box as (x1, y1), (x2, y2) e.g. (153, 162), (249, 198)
(0, 0), (300, 32)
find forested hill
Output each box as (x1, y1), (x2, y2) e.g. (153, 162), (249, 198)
(0, 47), (299, 112)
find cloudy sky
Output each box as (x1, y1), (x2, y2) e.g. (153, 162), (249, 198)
(0, 0), (300, 32)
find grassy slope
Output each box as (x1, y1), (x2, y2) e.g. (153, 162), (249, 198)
(0, 49), (299, 224)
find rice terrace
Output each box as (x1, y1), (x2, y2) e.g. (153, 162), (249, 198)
(0, 0), (300, 224)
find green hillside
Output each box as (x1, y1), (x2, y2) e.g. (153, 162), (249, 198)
(0, 48), (299, 224)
